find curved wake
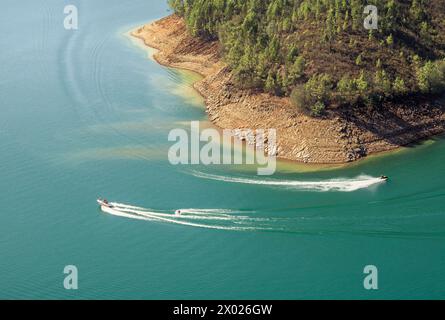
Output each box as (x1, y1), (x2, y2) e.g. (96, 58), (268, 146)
(189, 171), (386, 192)
(104, 202), (268, 231)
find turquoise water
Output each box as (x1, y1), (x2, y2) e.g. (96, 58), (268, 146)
(1, 0), (444, 299)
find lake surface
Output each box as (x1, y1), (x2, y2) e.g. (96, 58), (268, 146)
(0, 0), (444, 299)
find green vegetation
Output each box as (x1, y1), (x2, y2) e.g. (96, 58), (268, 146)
(168, 0), (445, 116)
(416, 60), (445, 94)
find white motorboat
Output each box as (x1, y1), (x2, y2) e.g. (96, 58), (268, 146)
(97, 198), (114, 208)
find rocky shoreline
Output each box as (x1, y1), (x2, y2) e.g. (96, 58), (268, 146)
(132, 14), (445, 164)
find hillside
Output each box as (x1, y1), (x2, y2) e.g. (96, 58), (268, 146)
(168, 0), (445, 116)
(132, 1), (445, 163)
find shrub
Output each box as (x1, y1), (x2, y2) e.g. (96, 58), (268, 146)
(311, 101), (326, 117)
(290, 85), (313, 112)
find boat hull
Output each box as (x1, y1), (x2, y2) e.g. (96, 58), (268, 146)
(97, 199), (114, 208)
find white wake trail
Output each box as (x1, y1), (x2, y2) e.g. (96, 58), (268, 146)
(101, 206), (156, 222)
(180, 208), (241, 215)
(115, 206), (236, 222)
(102, 204), (262, 231)
(128, 211), (258, 231)
(110, 202), (264, 222)
(110, 202), (149, 210)
(190, 171), (385, 192)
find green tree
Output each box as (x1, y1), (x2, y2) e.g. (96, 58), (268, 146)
(417, 61), (445, 94)
(288, 56), (306, 82)
(168, 0), (445, 107)
(265, 70), (278, 94)
(337, 75), (357, 98)
(304, 73), (333, 105)
(374, 69), (392, 95)
(393, 77), (408, 95)
(355, 71), (369, 94)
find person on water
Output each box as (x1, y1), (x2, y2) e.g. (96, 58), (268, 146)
(175, 210), (182, 216)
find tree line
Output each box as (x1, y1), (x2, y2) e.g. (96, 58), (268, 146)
(168, 0), (445, 116)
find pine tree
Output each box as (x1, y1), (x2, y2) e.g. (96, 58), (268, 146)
(393, 77), (408, 94)
(355, 71), (369, 94)
(374, 69), (392, 94)
(265, 70), (277, 94)
(288, 56), (305, 82)
(417, 61), (445, 94)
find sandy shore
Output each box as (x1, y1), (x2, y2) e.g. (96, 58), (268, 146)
(131, 14), (445, 164)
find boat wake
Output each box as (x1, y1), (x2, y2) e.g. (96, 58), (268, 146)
(189, 171), (386, 192)
(99, 172), (388, 231)
(99, 199), (444, 238)
(102, 202), (269, 231)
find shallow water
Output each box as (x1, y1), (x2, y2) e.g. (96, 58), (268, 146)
(0, 0), (444, 299)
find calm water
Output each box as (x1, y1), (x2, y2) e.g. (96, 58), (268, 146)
(1, 0), (444, 299)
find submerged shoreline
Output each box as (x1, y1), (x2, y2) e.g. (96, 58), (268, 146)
(131, 14), (445, 164)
